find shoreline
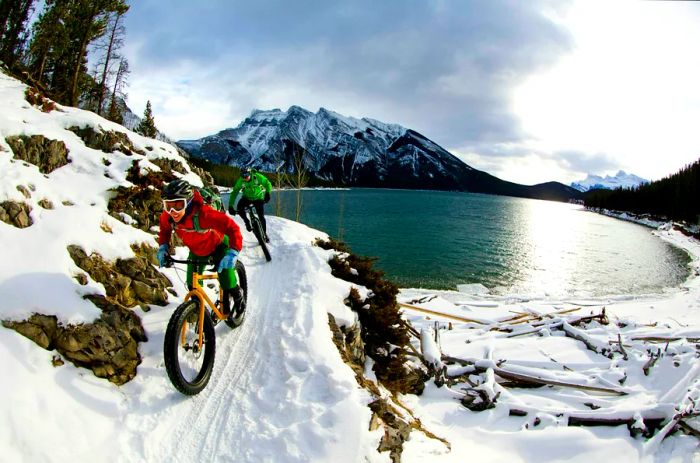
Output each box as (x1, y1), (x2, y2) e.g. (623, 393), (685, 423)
(400, 209), (700, 304)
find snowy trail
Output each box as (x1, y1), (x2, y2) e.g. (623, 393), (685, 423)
(118, 218), (379, 463)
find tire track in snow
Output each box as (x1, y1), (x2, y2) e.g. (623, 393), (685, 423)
(122, 220), (369, 463)
(146, 237), (276, 462)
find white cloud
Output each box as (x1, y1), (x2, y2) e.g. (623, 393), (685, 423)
(513, 0), (700, 182)
(123, 0), (700, 185)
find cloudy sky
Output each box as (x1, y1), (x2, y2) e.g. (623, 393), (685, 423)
(123, 0), (700, 186)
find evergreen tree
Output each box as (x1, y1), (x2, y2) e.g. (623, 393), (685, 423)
(584, 159), (700, 224)
(136, 100), (158, 138)
(0, 0), (35, 67)
(26, 0), (129, 105)
(106, 57), (128, 124)
(66, 0), (129, 106)
(27, 0), (67, 86)
(94, 10), (126, 115)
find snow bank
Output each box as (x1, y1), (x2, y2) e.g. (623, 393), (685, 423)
(0, 71), (386, 462)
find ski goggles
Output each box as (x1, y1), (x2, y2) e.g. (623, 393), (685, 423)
(162, 198), (188, 213)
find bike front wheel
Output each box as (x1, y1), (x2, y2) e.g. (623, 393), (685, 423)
(163, 299), (216, 395)
(250, 215), (272, 261)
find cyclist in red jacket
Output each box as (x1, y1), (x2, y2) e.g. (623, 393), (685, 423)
(157, 179), (244, 316)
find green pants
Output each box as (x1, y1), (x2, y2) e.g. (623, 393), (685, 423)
(186, 236), (238, 290)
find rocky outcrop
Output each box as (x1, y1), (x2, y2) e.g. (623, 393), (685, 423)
(5, 134), (70, 173)
(38, 198), (53, 209)
(67, 244), (170, 309)
(0, 201), (32, 228)
(108, 159), (177, 231)
(24, 86), (56, 113)
(151, 157), (186, 176)
(16, 184), (31, 198)
(68, 125), (145, 157)
(2, 295), (147, 385)
(108, 185), (163, 231)
(190, 164), (216, 188)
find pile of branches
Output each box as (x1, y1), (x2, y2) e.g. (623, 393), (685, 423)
(404, 306), (700, 444)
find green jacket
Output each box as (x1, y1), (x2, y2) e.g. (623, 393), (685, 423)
(230, 171), (272, 205)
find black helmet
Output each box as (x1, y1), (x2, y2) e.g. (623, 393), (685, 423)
(241, 167), (252, 177)
(162, 179), (193, 200)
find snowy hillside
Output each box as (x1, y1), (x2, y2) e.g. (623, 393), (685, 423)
(571, 170), (648, 192)
(0, 71), (391, 461)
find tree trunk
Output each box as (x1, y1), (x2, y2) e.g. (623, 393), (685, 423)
(96, 12), (120, 115)
(69, 3), (100, 107)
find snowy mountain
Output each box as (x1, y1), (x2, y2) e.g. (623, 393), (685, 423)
(571, 170), (648, 192)
(178, 107), (582, 202)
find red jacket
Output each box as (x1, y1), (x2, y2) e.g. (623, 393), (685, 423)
(158, 190), (242, 256)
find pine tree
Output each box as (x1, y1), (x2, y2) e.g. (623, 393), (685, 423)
(106, 57), (128, 123)
(27, 0), (66, 85)
(26, 0), (129, 105)
(66, 0), (129, 106)
(136, 100), (158, 138)
(94, 10), (126, 115)
(0, 0), (35, 67)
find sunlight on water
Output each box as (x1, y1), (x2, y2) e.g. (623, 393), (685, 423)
(231, 189), (690, 297)
(513, 200), (595, 297)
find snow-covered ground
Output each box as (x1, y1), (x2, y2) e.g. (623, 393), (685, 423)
(398, 227), (700, 462)
(1, 69), (699, 462)
(0, 70), (387, 462)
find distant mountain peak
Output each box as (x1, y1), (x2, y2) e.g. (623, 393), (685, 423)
(571, 171), (648, 192)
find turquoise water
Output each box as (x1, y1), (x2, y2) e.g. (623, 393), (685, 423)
(229, 189), (690, 296)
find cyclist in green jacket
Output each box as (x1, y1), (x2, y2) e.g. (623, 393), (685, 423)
(228, 167), (273, 240)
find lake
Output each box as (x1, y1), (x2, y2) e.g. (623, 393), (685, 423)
(227, 188), (690, 297)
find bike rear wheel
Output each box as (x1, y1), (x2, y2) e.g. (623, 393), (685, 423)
(163, 299), (216, 395)
(250, 213), (272, 261)
(225, 260), (248, 329)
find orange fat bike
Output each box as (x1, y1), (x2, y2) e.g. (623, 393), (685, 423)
(162, 256), (247, 395)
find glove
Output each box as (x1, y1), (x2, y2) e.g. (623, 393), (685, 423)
(218, 249), (239, 272)
(157, 244), (169, 268)
(228, 205), (236, 216)
(264, 192), (270, 203)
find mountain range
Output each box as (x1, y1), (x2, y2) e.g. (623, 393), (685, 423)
(570, 170), (648, 192)
(177, 106), (582, 202)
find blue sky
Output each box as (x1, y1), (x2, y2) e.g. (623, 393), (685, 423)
(123, 0), (700, 185)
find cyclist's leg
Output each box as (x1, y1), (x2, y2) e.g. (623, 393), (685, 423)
(213, 238), (240, 314)
(236, 197), (252, 231)
(186, 250), (207, 289)
(253, 200), (267, 234)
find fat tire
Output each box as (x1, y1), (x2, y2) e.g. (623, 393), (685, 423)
(163, 300), (216, 395)
(225, 260), (248, 329)
(251, 216), (272, 261)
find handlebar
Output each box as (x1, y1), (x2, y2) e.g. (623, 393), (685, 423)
(164, 255), (217, 270)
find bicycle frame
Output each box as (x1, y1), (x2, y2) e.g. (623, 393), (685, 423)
(244, 204), (261, 225)
(183, 271), (225, 348)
